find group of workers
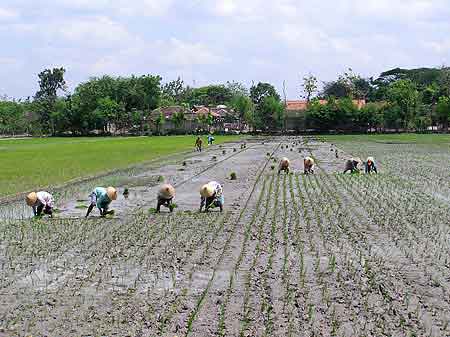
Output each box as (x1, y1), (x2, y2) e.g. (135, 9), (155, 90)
(25, 152), (377, 218)
(25, 180), (225, 218)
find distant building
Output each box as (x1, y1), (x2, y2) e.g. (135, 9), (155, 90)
(149, 105), (244, 134)
(284, 99), (366, 131)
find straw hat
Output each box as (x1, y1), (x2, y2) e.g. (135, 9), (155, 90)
(106, 187), (118, 200)
(26, 192), (37, 206)
(200, 184), (215, 198)
(280, 157), (290, 167)
(159, 184), (175, 199)
(304, 156), (314, 165)
(367, 156), (374, 163)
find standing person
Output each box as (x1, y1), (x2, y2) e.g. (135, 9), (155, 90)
(278, 157), (290, 174)
(199, 181), (224, 212)
(26, 191), (54, 217)
(343, 158), (361, 174)
(304, 156), (315, 174)
(156, 184), (176, 213)
(86, 186), (117, 218)
(365, 156), (378, 174)
(195, 136), (203, 152)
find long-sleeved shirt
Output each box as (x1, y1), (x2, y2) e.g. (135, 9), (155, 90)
(91, 187), (112, 209)
(35, 191), (54, 208)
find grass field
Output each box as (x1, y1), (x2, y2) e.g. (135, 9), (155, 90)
(0, 135), (242, 197)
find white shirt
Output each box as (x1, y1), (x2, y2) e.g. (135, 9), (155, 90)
(36, 191), (54, 208)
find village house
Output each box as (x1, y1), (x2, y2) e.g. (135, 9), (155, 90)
(149, 105), (242, 134)
(284, 99), (366, 131)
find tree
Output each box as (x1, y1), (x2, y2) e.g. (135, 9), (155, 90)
(436, 96), (450, 131)
(301, 74), (318, 102)
(258, 96), (285, 130)
(322, 69), (371, 99)
(161, 77), (187, 105)
(188, 85), (233, 106)
(172, 111), (186, 133)
(34, 67), (67, 133)
(154, 112), (165, 135)
(230, 94), (254, 129)
(386, 79), (419, 128)
(197, 112), (213, 132)
(250, 82), (280, 105)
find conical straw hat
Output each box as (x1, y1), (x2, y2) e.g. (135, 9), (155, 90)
(200, 184), (215, 198)
(159, 184), (175, 199)
(26, 192), (37, 206)
(280, 157), (290, 167)
(107, 187), (117, 200)
(304, 156), (314, 165)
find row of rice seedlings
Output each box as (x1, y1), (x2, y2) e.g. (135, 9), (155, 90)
(258, 173), (281, 336)
(155, 212), (231, 335)
(239, 174), (276, 336)
(216, 175), (270, 336)
(329, 173), (433, 335)
(184, 148), (275, 336)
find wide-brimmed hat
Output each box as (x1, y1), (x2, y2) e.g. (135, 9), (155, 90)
(107, 187), (118, 200)
(304, 156), (314, 165)
(26, 192), (37, 206)
(367, 156), (374, 163)
(280, 157), (290, 167)
(200, 184), (215, 198)
(159, 184), (175, 199)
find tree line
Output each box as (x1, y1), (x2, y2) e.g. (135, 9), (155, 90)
(1, 66), (450, 135)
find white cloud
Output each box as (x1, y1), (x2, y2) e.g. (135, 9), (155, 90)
(0, 7), (18, 20)
(160, 38), (228, 66)
(57, 16), (132, 46)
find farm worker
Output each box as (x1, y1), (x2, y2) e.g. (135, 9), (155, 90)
(207, 134), (215, 145)
(156, 184), (176, 213)
(195, 137), (203, 152)
(200, 181), (224, 212)
(365, 156), (378, 174)
(304, 156), (315, 174)
(85, 186), (117, 218)
(278, 157), (290, 174)
(343, 158), (362, 174)
(26, 191), (54, 217)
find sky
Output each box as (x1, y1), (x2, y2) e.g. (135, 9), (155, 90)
(1, 0), (450, 100)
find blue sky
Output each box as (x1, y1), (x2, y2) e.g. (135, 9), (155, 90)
(1, 0), (449, 99)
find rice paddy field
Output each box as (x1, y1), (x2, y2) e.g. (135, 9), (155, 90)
(1, 134), (450, 337)
(0, 135), (242, 198)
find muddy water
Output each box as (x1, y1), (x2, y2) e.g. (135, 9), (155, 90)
(7, 136), (444, 337)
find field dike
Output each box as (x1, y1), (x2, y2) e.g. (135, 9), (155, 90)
(1, 136), (450, 336)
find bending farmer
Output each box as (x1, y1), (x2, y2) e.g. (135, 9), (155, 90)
(157, 184), (176, 213)
(278, 157), (290, 174)
(365, 156), (378, 174)
(200, 181), (224, 212)
(304, 156), (315, 174)
(195, 137), (203, 152)
(26, 191), (54, 217)
(343, 158), (362, 174)
(86, 186), (118, 218)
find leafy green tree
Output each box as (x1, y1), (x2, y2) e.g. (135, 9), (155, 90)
(197, 112), (213, 131)
(386, 79), (419, 128)
(154, 112), (165, 135)
(161, 77), (187, 105)
(436, 96), (450, 131)
(302, 74), (318, 102)
(34, 67), (67, 133)
(188, 85), (233, 106)
(172, 111), (186, 133)
(258, 96), (285, 130)
(231, 94), (254, 128)
(250, 82), (280, 105)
